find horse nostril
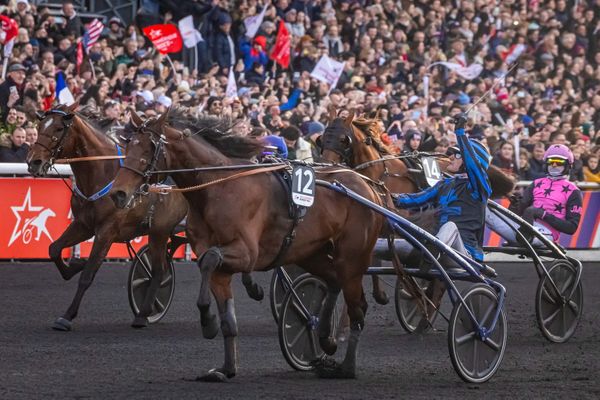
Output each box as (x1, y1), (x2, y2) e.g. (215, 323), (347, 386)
(111, 191), (127, 208)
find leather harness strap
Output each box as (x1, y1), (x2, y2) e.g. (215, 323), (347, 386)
(55, 155), (126, 163)
(147, 164), (288, 194)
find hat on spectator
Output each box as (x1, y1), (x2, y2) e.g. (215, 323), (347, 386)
(540, 53), (554, 63)
(301, 121), (325, 138)
(157, 95), (172, 108)
(528, 22), (540, 31)
(218, 12), (232, 25)
(521, 115), (534, 126)
(16, 0), (28, 5)
(458, 92), (470, 105)
(177, 81), (191, 93)
(137, 90), (154, 104)
(254, 35), (267, 49)
(238, 87), (251, 97)
(8, 63), (26, 73)
(109, 17), (124, 26)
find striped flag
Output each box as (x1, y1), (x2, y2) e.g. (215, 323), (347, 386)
(83, 19), (104, 53)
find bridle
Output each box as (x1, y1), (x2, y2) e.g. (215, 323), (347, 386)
(121, 117), (170, 196)
(321, 119), (355, 164)
(32, 109), (75, 171)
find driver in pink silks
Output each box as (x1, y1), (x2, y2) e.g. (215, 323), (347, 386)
(486, 144), (583, 246)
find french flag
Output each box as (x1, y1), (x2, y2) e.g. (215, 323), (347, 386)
(56, 71), (75, 105)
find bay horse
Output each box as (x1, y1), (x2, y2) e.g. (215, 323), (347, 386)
(110, 109), (385, 380)
(320, 112), (515, 331)
(26, 104), (263, 331)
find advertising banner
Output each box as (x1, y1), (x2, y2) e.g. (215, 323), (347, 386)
(0, 178), (72, 258)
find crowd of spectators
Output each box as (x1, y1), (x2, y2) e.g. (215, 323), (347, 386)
(0, 0), (599, 184)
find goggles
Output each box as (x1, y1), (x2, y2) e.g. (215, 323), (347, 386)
(446, 147), (462, 159)
(546, 157), (567, 167)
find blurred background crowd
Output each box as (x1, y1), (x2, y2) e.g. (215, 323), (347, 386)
(0, 0), (599, 184)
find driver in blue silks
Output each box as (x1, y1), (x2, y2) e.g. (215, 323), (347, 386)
(388, 114), (492, 265)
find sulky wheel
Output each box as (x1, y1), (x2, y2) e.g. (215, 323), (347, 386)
(278, 274), (337, 371)
(127, 245), (175, 324)
(448, 283), (507, 384)
(269, 264), (304, 323)
(395, 277), (437, 333)
(535, 260), (583, 343)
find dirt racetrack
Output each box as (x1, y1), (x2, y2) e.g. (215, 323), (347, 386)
(1, 261), (599, 399)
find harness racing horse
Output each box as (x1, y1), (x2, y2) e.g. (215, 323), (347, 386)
(110, 109), (385, 381)
(320, 112), (515, 331)
(26, 104), (263, 331)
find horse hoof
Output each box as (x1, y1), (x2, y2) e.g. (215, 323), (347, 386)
(196, 368), (233, 383)
(319, 337), (338, 356)
(201, 315), (219, 339)
(373, 290), (390, 305)
(131, 316), (149, 329)
(313, 358), (356, 379)
(247, 284), (264, 302)
(52, 317), (73, 332)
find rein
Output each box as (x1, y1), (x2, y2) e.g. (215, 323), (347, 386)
(353, 152), (449, 171)
(55, 155), (126, 163)
(148, 164), (287, 194)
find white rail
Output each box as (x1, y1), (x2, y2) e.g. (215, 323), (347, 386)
(0, 163), (73, 176)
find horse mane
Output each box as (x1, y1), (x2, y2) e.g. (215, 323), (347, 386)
(487, 164), (516, 198)
(351, 117), (393, 156)
(166, 108), (264, 159)
(72, 106), (124, 147)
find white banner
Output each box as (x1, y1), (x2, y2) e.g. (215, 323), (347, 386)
(430, 61), (483, 80)
(244, 4), (268, 39)
(226, 68), (237, 99)
(178, 15), (203, 48)
(310, 55), (345, 89)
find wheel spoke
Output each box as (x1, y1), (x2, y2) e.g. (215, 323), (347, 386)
(405, 304), (419, 323)
(160, 273), (173, 288)
(455, 331), (476, 346)
(132, 277), (150, 290)
(542, 306), (561, 326)
(307, 330), (319, 358)
(291, 299), (309, 321)
(153, 297), (165, 312)
(139, 253), (152, 277)
(483, 337), (501, 352)
(287, 323), (307, 348)
(567, 299), (580, 315)
(471, 339), (479, 375)
(558, 274), (574, 294)
(478, 301), (496, 327)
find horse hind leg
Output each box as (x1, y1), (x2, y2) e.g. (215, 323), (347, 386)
(196, 247), (222, 339)
(318, 285), (341, 356)
(241, 272), (264, 301)
(197, 272), (238, 382)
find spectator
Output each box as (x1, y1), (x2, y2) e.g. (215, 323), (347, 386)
(583, 155), (600, 183)
(492, 141), (518, 178)
(24, 124), (38, 146)
(210, 12), (235, 72)
(0, 127), (29, 163)
(281, 125), (312, 161)
(404, 129), (422, 153)
(0, 63), (26, 122)
(526, 143), (547, 180)
(240, 36), (269, 72)
(61, 1), (84, 37)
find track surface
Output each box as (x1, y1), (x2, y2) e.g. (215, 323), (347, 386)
(1, 261), (599, 399)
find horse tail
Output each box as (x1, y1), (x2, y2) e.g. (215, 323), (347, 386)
(488, 164), (516, 198)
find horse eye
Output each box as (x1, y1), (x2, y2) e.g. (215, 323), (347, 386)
(140, 158), (147, 165)
(51, 136), (58, 142)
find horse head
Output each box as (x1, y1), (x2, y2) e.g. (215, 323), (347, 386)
(111, 110), (171, 209)
(27, 102), (78, 176)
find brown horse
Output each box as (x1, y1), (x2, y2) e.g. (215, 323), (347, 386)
(320, 113), (515, 331)
(110, 109), (385, 380)
(26, 103), (189, 330)
(26, 104), (265, 330)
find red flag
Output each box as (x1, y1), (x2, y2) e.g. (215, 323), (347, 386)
(0, 15), (19, 44)
(76, 38), (83, 74)
(270, 20), (290, 68)
(142, 24), (183, 55)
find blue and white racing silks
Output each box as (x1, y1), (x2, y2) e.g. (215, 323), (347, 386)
(393, 128), (492, 261)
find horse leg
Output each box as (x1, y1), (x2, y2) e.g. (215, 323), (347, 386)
(196, 247), (222, 339)
(241, 272), (264, 301)
(197, 272), (238, 382)
(371, 275), (389, 305)
(52, 236), (112, 331)
(48, 221), (93, 281)
(316, 275), (365, 379)
(415, 279), (445, 333)
(131, 232), (170, 328)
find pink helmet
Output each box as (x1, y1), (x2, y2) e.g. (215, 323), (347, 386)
(543, 144), (574, 165)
